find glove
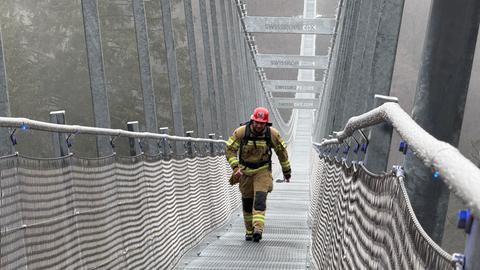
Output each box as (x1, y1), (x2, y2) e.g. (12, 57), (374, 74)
(234, 166), (243, 178)
(283, 172), (291, 183)
(229, 166), (243, 186)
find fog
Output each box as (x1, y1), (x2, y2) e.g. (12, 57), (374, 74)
(1, 0), (478, 253)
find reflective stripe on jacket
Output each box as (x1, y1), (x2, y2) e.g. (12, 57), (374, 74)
(226, 125), (290, 175)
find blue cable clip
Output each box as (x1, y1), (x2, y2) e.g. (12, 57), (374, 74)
(457, 209), (470, 229)
(20, 123), (29, 130)
(399, 140), (408, 155)
(458, 209), (474, 234)
(431, 170), (440, 180)
(361, 143), (368, 153)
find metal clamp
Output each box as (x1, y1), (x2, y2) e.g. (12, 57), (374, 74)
(8, 123), (30, 146)
(66, 130), (81, 148)
(392, 165), (405, 178)
(358, 129), (369, 145)
(357, 129), (369, 153)
(138, 139), (144, 151)
(351, 134), (361, 153)
(451, 253), (465, 270)
(110, 135), (119, 149)
(9, 128), (17, 146)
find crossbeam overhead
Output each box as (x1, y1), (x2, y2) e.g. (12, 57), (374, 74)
(263, 80), (324, 93)
(256, 54), (328, 69)
(244, 16), (335, 34)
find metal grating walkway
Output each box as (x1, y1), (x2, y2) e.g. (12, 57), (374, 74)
(176, 110), (313, 270)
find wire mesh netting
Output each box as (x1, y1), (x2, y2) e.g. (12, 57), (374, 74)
(0, 154), (239, 269)
(308, 153), (454, 270)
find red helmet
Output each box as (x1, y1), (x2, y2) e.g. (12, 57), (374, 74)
(251, 107), (269, 123)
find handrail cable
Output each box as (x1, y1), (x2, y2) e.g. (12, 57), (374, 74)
(0, 117), (226, 143)
(314, 102), (480, 215)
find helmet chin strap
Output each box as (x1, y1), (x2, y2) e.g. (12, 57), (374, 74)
(250, 124), (266, 136)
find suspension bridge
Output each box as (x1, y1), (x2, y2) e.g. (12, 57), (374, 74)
(1, 0), (479, 269)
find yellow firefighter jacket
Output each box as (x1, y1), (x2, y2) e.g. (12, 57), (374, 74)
(226, 124), (291, 176)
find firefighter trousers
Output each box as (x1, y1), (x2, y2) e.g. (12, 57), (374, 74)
(238, 169), (273, 234)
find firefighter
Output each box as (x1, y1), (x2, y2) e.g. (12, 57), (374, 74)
(225, 107), (291, 242)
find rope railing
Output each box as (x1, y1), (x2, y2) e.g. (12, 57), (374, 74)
(308, 154), (455, 269)
(314, 102), (480, 216)
(0, 118), (239, 269)
(0, 116), (229, 159)
(0, 117), (225, 144)
(0, 153), (239, 270)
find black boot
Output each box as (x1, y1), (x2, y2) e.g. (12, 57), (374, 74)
(245, 233), (253, 241)
(252, 230), (262, 242)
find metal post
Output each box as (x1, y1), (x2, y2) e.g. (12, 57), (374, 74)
(330, 0), (362, 132)
(185, 130), (195, 158)
(232, 2), (247, 119)
(251, 56), (258, 107)
(339, 0), (378, 123)
(220, 0), (238, 133)
(228, 2), (245, 122)
(404, 0), (480, 244)
(191, 0), (213, 135)
(244, 39), (253, 116)
(314, 0), (347, 140)
(132, 0), (160, 155)
(0, 29), (14, 156)
(364, 95), (398, 172)
(254, 78), (259, 108)
(366, 0), (405, 108)
(160, 0), (185, 157)
(227, 0), (245, 121)
(81, 0), (113, 157)
(184, 0), (205, 138)
(237, 16), (250, 119)
(209, 0), (228, 138)
(159, 127), (171, 159)
(127, 121), (142, 156)
(50, 111), (70, 157)
(338, 0), (404, 125)
(208, 133), (216, 156)
(245, 48), (253, 110)
(321, 0), (356, 136)
(199, 0), (219, 135)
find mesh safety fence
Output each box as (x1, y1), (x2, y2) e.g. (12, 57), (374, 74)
(308, 153), (454, 270)
(0, 154), (239, 270)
